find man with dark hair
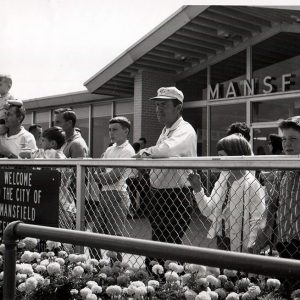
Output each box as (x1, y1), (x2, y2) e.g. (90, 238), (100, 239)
(0, 104), (37, 158)
(92, 116), (135, 259)
(138, 137), (147, 149)
(29, 124), (43, 148)
(134, 86), (197, 269)
(54, 108), (88, 158)
(226, 122), (251, 142)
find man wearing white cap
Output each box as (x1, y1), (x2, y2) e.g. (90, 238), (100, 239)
(134, 86), (197, 269)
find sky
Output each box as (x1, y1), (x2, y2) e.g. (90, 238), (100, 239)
(1, 0), (298, 100)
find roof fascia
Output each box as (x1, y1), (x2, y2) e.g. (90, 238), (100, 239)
(84, 5), (209, 92)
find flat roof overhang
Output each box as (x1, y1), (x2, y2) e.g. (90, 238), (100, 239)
(84, 5), (300, 97)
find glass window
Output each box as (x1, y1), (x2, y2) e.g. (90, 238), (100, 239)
(210, 103), (246, 155)
(252, 97), (300, 123)
(92, 103), (112, 158)
(72, 106), (89, 148)
(252, 127), (280, 156)
(208, 51), (246, 100)
(34, 110), (50, 130)
(182, 107), (207, 156)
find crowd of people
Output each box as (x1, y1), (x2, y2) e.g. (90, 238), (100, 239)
(1, 74), (300, 287)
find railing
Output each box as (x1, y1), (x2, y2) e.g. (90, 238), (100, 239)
(4, 221), (300, 300)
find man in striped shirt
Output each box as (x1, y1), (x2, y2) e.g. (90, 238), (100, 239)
(256, 116), (300, 260)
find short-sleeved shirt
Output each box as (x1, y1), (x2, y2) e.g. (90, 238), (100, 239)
(140, 117), (197, 189)
(61, 132), (89, 158)
(270, 170), (300, 242)
(101, 140), (135, 192)
(0, 126), (37, 157)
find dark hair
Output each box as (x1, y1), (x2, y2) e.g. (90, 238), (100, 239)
(226, 122), (250, 142)
(132, 142), (141, 153)
(42, 126), (65, 149)
(269, 134), (283, 154)
(54, 108), (77, 127)
(217, 133), (252, 156)
(9, 105), (26, 123)
(139, 137), (147, 144)
(28, 124), (42, 133)
(109, 116), (131, 132)
(279, 116), (300, 133)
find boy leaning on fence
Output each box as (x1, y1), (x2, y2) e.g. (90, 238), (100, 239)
(255, 116), (300, 261)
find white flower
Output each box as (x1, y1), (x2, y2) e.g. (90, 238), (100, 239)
(58, 250), (68, 258)
(185, 289), (197, 300)
(55, 258), (65, 266)
(152, 264), (164, 275)
(135, 286), (147, 298)
(225, 292), (239, 300)
(17, 283), (26, 292)
(33, 273), (45, 285)
(77, 254), (88, 262)
(0, 272), (3, 280)
(80, 287), (92, 297)
(86, 281), (98, 288)
(35, 265), (46, 273)
(86, 294), (97, 300)
(25, 277), (38, 291)
(69, 254), (78, 263)
(185, 264), (206, 275)
(72, 266), (84, 277)
(40, 259), (50, 266)
(21, 251), (34, 263)
(62, 243), (73, 251)
(0, 244), (5, 254)
(147, 280), (159, 288)
(130, 281), (146, 288)
(46, 240), (61, 250)
(87, 258), (99, 266)
(248, 285), (261, 298)
(70, 289), (78, 295)
(266, 278), (281, 290)
(44, 278), (51, 286)
(22, 238), (38, 250)
(16, 273), (27, 282)
(168, 262), (184, 273)
(47, 251), (55, 258)
(98, 273), (107, 279)
(106, 285), (122, 296)
(206, 275), (221, 288)
(17, 242), (26, 249)
(47, 262), (61, 275)
(91, 285), (102, 294)
(165, 271), (179, 282)
(18, 263), (34, 275)
(106, 251), (118, 259)
(208, 291), (219, 300)
(196, 291), (211, 300)
(206, 266), (220, 277)
(147, 286), (155, 294)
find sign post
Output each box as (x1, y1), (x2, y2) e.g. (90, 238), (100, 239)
(0, 168), (61, 236)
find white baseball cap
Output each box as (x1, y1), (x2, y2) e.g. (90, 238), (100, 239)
(150, 87), (184, 103)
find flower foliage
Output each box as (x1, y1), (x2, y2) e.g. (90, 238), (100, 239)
(0, 239), (298, 299)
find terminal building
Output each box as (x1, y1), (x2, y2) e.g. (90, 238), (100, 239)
(23, 5), (300, 157)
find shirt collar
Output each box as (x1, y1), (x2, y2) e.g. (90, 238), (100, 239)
(66, 131), (80, 142)
(114, 140), (129, 148)
(163, 117), (183, 134)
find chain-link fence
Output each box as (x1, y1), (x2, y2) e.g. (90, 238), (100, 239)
(1, 157), (300, 272)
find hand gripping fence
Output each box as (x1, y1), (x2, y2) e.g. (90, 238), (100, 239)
(4, 221), (300, 300)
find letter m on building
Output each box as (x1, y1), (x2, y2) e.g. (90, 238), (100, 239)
(208, 83), (220, 100)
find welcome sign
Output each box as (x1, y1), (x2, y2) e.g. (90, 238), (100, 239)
(0, 168), (61, 236)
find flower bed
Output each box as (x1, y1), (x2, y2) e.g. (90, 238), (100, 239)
(0, 238), (299, 300)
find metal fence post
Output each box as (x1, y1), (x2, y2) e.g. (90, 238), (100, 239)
(3, 221), (23, 300)
(75, 163), (85, 253)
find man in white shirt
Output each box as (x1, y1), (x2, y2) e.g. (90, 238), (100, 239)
(92, 116), (135, 259)
(0, 104), (37, 158)
(134, 86), (197, 269)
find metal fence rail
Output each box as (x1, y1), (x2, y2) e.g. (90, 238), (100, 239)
(4, 221), (300, 300)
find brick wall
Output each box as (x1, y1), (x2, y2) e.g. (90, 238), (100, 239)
(133, 70), (175, 146)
